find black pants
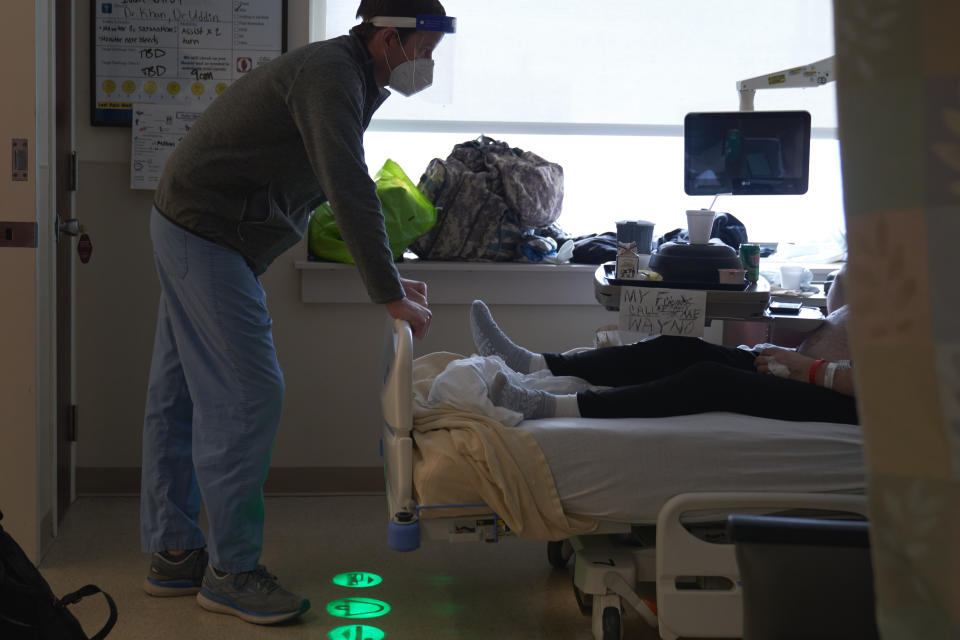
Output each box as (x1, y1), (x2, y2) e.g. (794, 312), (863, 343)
(543, 335), (858, 424)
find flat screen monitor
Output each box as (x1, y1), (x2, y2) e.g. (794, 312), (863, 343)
(684, 111), (811, 195)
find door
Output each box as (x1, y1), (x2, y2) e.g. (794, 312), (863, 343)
(55, 0), (75, 523)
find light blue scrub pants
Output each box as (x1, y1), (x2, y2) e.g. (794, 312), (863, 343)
(140, 208), (284, 574)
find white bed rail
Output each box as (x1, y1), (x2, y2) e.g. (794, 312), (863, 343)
(381, 318), (419, 549)
(655, 491), (869, 640)
(381, 317), (413, 438)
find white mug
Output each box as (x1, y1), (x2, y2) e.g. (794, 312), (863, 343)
(780, 265), (813, 290)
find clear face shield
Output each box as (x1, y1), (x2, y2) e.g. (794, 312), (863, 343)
(370, 14), (457, 103)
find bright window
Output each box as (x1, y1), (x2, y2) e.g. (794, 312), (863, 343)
(311, 1), (845, 261)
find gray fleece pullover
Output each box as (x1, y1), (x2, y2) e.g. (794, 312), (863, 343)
(154, 30), (404, 304)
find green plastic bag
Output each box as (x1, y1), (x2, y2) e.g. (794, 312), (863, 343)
(308, 159), (437, 264)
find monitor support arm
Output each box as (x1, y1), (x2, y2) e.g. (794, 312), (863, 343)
(737, 56), (835, 111)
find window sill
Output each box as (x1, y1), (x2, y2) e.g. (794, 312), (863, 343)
(295, 260), (601, 305)
(761, 261), (844, 281)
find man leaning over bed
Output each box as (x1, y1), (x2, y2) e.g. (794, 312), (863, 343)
(139, 0), (450, 624)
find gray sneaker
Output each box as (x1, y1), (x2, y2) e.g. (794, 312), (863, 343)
(196, 565), (310, 625)
(143, 548), (208, 597)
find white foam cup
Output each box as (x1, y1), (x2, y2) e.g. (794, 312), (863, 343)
(686, 209), (716, 244)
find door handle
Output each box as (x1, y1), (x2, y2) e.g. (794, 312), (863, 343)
(58, 216), (81, 237)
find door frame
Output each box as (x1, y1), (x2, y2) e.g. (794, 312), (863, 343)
(54, 0), (76, 528)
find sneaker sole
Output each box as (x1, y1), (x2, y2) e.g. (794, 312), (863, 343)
(142, 577), (201, 597)
(196, 591), (310, 625)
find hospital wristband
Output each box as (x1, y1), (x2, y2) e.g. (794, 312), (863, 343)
(823, 362), (838, 390)
(809, 359), (826, 385)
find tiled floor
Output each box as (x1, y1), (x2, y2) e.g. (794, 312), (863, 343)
(39, 496), (661, 639)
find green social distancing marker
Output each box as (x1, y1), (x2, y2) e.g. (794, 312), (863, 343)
(327, 597), (392, 620)
(332, 572), (384, 588)
(327, 624), (386, 640)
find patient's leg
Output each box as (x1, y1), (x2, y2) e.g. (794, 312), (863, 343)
(577, 361), (859, 424)
(487, 362), (858, 424)
(471, 298), (758, 386)
(471, 300), (547, 373)
(545, 335), (757, 387)
(488, 373), (580, 420)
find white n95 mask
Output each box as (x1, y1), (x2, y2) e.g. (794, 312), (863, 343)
(389, 59), (434, 96)
(388, 58), (434, 96)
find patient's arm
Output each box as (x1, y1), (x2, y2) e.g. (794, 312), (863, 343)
(754, 347), (855, 397)
(827, 366), (855, 397)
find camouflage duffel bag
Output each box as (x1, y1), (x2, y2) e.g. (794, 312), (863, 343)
(411, 136), (564, 261)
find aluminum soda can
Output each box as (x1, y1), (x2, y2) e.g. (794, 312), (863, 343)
(740, 244), (761, 282)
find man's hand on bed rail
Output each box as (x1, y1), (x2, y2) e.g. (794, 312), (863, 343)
(386, 278), (432, 339)
(400, 277), (428, 307)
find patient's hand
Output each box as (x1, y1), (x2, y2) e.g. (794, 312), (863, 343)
(755, 347), (856, 396)
(754, 347), (816, 384)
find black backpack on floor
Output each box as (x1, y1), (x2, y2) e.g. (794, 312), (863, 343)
(0, 510), (117, 639)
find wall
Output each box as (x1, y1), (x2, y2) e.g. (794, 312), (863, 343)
(73, 0), (615, 492)
(0, 1), (45, 561)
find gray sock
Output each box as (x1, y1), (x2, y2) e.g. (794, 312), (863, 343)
(471, 300), (540, 374)
(488, 372), (557, 420)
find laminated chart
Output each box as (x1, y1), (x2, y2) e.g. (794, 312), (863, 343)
(93, 0), (286, 125)
(130, 103), (203, 190)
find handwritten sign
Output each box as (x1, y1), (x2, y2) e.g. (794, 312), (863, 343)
(93, 0), (286, 125)
(130, 103), (203, 189)
(618, 287), (707, 338)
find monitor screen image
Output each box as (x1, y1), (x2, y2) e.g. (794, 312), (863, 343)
(684, 111), (811, 196)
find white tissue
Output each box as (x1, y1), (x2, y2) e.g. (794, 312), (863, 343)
(767, 361), (791, 378)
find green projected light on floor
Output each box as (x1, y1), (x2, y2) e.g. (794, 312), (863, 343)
(332, 571), (384, 588)
(327, 624), (386, 640)
(327, 597), (392, 619)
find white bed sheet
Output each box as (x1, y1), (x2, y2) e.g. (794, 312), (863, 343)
(519, 412), (866, 523)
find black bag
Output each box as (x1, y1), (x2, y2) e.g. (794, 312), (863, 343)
(411, 136), (565, 261)
(711, 212), (749, 250)
(569, 232), (619, 265)
(0, 510), (117, 639)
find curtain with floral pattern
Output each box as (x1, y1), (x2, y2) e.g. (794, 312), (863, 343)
(834, 0), (959, 636)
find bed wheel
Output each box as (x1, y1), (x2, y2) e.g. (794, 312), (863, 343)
(601, 606), (622, 640)
(547, 540), (572, 569)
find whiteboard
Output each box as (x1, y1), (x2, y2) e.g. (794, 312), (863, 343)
(92, 0), (287, 126)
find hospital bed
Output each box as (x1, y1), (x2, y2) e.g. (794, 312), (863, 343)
(381, 318), (868, 640)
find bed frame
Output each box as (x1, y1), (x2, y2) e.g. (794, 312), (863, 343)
(381, 318), (868, 640)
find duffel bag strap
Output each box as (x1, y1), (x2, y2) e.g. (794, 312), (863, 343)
(58, 585), (118, 639)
